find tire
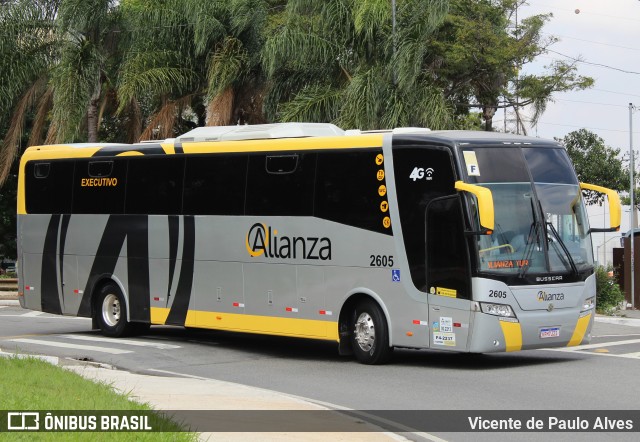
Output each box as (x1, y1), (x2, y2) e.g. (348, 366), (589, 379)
(96, 282), (135, 337)
(350, 299), (393, 365)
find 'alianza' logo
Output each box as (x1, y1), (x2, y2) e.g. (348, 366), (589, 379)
(245, 223), (332, 260)
(537, 290), (565, 302)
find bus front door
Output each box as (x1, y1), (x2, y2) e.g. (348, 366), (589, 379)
(425, 195), (472, 351)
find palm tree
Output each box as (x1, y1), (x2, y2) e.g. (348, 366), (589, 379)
(0, 0), (122, 185)
(0, 0), (59, 184)
(117, 0), (271, 140)
(262, 0), (452, 130)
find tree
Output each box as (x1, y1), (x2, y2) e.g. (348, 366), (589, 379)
(117, 0), (271, 140)
(262, 0), (453, 130)
(0, 0), (60, 185)
(0, 0), (122, 185)
(429, 0), (594, 132)
(422, 0), (593, 133)
(560, 129), (628, 204)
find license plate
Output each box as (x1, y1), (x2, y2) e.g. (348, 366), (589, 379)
(540, 327), (560, 339)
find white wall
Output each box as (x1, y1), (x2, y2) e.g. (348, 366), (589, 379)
(587, 203), (634, 266)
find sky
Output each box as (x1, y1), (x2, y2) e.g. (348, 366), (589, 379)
(507, 0), (640, 154)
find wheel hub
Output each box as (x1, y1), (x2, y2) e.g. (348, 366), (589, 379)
(102, 293), (121, 327)
(354, 312), (375, 352)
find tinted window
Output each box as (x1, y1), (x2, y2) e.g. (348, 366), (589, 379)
(25, 160), (74, 214)
(315, 149), (391, 235)
(73, 159), (127, 214)
(523, 147), (578, 184)
(125, 156), (184, 214)
(245, 153), (315, 216)
(393, 146), (457, 289)
(183, 154), (247, 215)
(426, 196), (470, 299)
(464, 147), (529, 183)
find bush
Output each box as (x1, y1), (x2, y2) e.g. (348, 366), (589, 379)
(595, 265), (625, 314)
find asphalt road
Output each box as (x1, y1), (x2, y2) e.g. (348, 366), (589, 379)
(2, 302), (640, 441)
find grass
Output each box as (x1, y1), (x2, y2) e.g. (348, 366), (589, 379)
(0, 355), (199, 441)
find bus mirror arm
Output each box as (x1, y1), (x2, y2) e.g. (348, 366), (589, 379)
(588, 226), (620, 234)
(579, 183), (621, 233)
(455, 181), (495, 235)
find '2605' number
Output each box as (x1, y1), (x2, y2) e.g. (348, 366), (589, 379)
(370, 255), (394, 267)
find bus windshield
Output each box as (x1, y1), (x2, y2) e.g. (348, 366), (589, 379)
(463, 145), (594, 277)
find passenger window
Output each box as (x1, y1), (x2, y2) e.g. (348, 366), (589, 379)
(393, 146), (457, 290)
(315, 149), (391, 235)
(73, 159), (126, 214)
(245, 153), (315, 216)
(125, 156), (185, 215)
(183, 154), (247, 215)
(25, 160), (74, 214)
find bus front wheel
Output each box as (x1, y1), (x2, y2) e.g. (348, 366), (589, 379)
(350, 300), (393, 365)
(97, 283), (135, 337)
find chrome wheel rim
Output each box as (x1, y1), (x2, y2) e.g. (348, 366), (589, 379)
(354, 312), (375, 352)
(102, 293), (121, 327)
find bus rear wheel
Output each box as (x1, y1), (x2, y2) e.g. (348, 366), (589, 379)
(350, 299), (393, 365)
(97, 283), (135, 337)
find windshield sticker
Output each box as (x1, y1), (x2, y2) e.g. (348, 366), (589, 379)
(463, 151), (481, 176)
(487, 259), (529, 269)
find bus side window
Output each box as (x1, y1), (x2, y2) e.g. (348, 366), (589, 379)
(25, 160), (74, 214)
(392, 146), (457, 290)
(315, 150), (390, 234)
(183, 154), (247, 215)
(245, 153), (315, 216)
(73, 159), (126, 214)
(125, 156), (185, 215)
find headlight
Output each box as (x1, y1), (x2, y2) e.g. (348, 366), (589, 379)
(582, 296), (595, 311)
(480, 302), (516, 318)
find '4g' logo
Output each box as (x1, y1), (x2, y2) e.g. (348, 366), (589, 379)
(409, 167), (434, 181)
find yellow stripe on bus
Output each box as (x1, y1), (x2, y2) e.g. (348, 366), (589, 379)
(115, 151), (144, 157)
(499, 320), (522, 352)
(568, 312), (592, 347)
(150, 307), (339, 342)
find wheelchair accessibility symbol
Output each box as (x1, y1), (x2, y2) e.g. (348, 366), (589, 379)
(392, 269), (401, 282)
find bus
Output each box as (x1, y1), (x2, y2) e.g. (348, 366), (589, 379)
(16, 123), (621, 364)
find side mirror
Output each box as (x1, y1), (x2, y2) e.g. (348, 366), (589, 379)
(455, 181), (494, 234)
(580, 182), (621, 232)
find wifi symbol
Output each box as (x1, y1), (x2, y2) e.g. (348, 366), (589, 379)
(425, 168), (434, 179)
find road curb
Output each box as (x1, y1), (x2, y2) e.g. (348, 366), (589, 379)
(594, 315), (640, 327)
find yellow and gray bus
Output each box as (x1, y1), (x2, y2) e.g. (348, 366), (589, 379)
(16, 123), (620, 364)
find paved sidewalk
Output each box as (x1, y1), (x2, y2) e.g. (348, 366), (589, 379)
(62, 363), (405, 441)
(0, 291), (18, 300)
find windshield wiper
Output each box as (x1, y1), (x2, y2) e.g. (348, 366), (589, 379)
(546, 221), (578, 275)
(518, 196), (543, 278)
